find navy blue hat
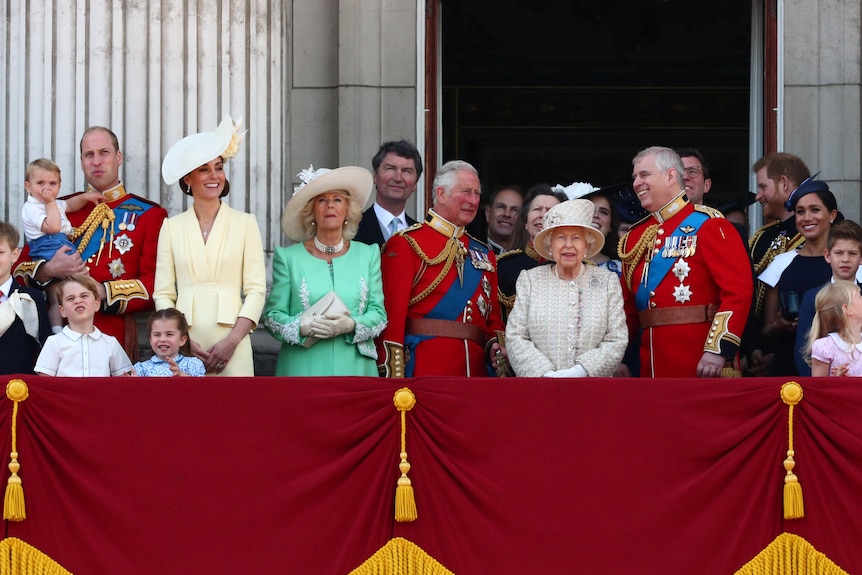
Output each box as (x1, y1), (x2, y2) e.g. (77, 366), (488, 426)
(717, 192), (756, 216)
(601, 182), (649, 224)
(785, 172), (828, 212)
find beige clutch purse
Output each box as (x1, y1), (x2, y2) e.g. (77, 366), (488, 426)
(301, 291), (349, 348)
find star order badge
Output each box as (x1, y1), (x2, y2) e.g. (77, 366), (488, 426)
(108, 258), (126, 279)
(113, 233), (134, 255)
(672, 260), (691, 281)
(673, 283), (693, 303)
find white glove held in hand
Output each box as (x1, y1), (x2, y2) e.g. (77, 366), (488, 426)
(323, 312), (355, 337)
(309, 312), (355, 339)
(543, 364), (588, 378)
(300, 315), (315, 337)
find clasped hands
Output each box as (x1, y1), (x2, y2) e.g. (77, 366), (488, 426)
(300, 311), (355, 339)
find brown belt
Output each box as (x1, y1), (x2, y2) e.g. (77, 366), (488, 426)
(406, 318), (486, 346)
(639, 304), (718, 328)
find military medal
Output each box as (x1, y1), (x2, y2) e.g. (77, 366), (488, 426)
(127, 213), (137, 231)
(118, 212), (128, 231)
(113, 233), (134, 255)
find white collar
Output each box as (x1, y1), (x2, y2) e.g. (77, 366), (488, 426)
(0, 276), (13, 297)
(62, 325), (103, 341)
(828, 332), (862, 353)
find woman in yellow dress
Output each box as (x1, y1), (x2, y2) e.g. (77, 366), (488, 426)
(155, 116), (266, 376)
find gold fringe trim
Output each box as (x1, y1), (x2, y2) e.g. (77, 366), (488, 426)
(780, 381), (804, 520)
(618, 224), (658, 291)
(393, 388), (417, 522)
(734, 532), (849, 575)
(348, 537), (454, 575)
(0, 537), (72, 575)
(4, 380), (29, 522)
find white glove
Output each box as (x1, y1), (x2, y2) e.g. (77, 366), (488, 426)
(544, 364), (588, 378)
(300, 315), (315, 337)
(310, 312), (355, 339)
(324, 312), (355, 337)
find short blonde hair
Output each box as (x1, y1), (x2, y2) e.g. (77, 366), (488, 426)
(55, 274), (100, 306)
(297, 190), (363, 240)
(26, 158), (62, 182)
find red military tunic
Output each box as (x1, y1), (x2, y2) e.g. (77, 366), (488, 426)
(14, 183), (168, 359)
(378, 210), (504, 377)
(619, 194), (752, 377)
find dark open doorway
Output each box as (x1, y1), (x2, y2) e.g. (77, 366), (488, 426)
(440, 0), (753, 207)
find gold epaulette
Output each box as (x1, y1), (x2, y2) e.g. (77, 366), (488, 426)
(394, 222), (423, 236)
(496, 248), (523, 262)
(694, 204), (724, 218)
(12, 261), (42, 288)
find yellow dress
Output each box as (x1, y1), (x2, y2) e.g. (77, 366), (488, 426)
(154, 203), (266, 376)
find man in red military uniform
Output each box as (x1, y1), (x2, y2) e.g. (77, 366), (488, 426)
(620, 146), (752, 378)
(378, 160), (505, 377)
(14, 126), (167, 360)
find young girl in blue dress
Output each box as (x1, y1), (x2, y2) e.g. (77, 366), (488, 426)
(133, 309), (205, 377)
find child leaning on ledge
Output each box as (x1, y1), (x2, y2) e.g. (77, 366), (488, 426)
(132, 308), (205, 377)
(34, 274), (132, 377)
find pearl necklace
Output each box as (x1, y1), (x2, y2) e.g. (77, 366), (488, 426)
(314, 235), (344, 255)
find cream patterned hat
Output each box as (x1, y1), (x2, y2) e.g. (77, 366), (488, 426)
(532, 199), (605, 260)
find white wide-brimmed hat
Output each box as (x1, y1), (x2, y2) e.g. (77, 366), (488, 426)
(162, 115), (244, 195)
(281, 165), (373, 242)
(533, 199), (605, 260)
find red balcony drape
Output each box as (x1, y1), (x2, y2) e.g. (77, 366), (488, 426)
(1, 376), (859, 574)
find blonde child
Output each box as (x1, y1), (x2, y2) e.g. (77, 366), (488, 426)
(21, 158), (103, 331)
(804, 280), (862, 377)
(132, 308), (205, 377)
(34, 274), (131, 376)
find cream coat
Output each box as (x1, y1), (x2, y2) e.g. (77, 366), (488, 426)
(506, 264), (627, 377)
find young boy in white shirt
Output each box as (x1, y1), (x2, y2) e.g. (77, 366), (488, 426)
(35, 274), (132, 376)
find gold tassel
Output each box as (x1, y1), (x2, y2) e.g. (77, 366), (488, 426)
(780, 381), (804, 520)
(393, 388), (417, 522)
(4, 379), (30, 522)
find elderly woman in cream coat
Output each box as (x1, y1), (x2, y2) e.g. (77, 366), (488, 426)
(506, 199), (627, 377)
(155, 116), (266, 376)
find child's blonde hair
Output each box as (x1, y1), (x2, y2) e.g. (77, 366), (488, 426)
(55, 274), (100, 306)
(25, 158), (61, 181)
(803, 280), (860, 365)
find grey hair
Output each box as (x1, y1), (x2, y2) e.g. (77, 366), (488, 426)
(432, 160), (479, 206)
(542, 225), (597, 261)
(633, 146), (685, 190)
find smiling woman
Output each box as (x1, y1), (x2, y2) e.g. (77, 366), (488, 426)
(758, 176), (840, 376)
(154, 116), (267, 377)
(506, 199), (627, 378)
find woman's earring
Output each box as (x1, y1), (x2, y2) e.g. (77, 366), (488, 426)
(312, 221), (316, 226)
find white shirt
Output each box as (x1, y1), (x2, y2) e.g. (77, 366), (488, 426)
(21, 195), (72, 242)
(35, 326), (132, 376)
(0, 277), (13, 301)
(372, 203), (408, 241)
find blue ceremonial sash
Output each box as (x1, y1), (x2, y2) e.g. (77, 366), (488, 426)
(76, 197), (153, 262)
(404, 237), (486, 376)
(635, 210), (708, 312)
